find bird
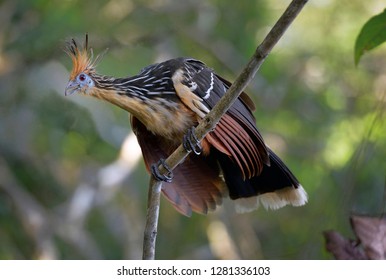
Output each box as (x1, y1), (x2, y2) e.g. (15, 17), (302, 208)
(64, 34), (307, 216)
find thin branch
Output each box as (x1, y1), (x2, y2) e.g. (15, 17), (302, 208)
(142, 179), (163, 260)
(142, 0), (309, 260)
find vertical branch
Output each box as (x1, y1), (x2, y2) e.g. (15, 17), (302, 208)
(142, 179), (162, 260)
(142, 0), (309, 260)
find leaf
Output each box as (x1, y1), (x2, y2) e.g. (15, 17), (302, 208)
(354, 9), (386, 66)
(323, 231), (368, 260)
(324, 215), (386, 260)
(350, 215), (386, 260)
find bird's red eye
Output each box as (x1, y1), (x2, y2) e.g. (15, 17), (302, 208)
(79, 73), (86, 81)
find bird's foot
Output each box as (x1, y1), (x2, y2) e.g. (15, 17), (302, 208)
(151, 158), (173, 183)
(183, 127), (202, 155)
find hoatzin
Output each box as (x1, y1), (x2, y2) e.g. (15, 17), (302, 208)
(64, 35), (307, 216)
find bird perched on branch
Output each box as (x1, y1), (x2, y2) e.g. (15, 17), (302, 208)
(64, 35), (307, 216)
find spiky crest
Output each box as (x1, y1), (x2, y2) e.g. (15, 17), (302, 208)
(65, 34), (107, 80)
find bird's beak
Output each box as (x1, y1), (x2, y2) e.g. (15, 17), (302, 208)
(65, 80), (79, 96)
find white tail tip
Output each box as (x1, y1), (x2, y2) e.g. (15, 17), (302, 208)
(234, 185), (308, 214)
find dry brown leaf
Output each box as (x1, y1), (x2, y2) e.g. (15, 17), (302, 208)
(350, 215), (386, 260)
(323, 230), (368, 260)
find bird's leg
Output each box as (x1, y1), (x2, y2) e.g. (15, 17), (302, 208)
(151, 158), (173, 182)
(183, 127), (202, 155)
(151, 127), (201, 182)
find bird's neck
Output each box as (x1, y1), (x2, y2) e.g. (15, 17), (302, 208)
(86, 73), (149, 118)
(92, 73), (148, 96)
(87, 73), (196, 140)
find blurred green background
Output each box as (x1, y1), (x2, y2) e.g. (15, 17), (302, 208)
(0, 0), (385, 259)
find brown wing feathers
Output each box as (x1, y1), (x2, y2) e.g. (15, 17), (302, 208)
(184, 66), (269, 179)
(209, 115), (257, 180)
(131, 116), (225, 216)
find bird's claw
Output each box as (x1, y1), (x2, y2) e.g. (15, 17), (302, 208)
(183, 127), (202, 155)
(151, 158), (173, 183)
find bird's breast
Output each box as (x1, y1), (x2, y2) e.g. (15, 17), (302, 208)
(141, 97), (197, 141)
(91, 88), (197, 141)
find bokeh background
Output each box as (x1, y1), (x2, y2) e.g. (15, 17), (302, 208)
(0, 0), (385, 259)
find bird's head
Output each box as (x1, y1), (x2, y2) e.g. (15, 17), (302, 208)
(64, 34), (106, 96)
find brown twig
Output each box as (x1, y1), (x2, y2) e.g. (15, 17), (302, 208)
(142, 178), (163, 260)
(142, 0), (309, 260)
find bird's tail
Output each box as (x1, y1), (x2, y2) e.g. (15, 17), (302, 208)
(216, 147), (308, 213)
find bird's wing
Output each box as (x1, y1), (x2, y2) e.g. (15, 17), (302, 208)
(172, 59), (269, 179)
(131, 116), (226, 216)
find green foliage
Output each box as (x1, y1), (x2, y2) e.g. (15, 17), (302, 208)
(355, 9), (386, 65)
